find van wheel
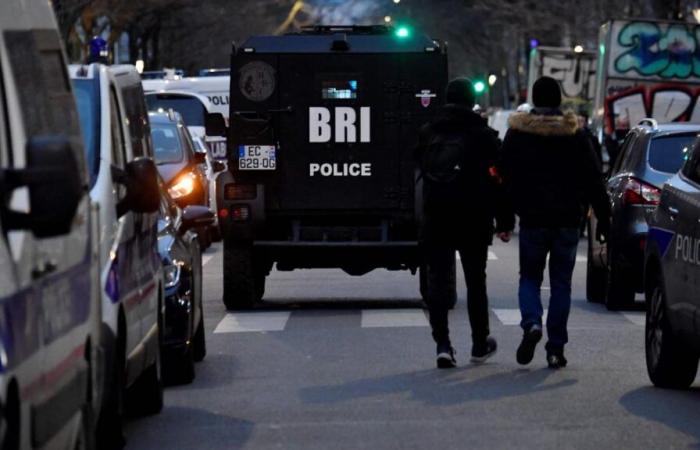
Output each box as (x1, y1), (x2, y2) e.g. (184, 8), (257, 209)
(586, 235), (606, 303)
(223, 241), (258, 310)
(130, 320), (164, 415)
(96, 332), (126, 450)
(419, 259), (457, 310)
(74, 404), (95, 450)
(605, 249), (635, 310)
(193, 313), (206, 362)
(645, 275), (699, 389)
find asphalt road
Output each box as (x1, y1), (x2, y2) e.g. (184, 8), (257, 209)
(125, 236), (700, 450)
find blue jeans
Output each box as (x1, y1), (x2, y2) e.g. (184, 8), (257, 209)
(518, 228), (579, 351)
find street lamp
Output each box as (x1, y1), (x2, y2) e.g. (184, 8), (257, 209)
(488, 74), (497, 86)
(135, 59), (145, 74)
(393, 0), (400, 3)
(574, 45), (584, 53)
(384, 15), (392, 23)
(694, 8), (700, 23)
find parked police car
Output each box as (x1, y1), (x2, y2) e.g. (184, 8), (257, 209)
(211, 25), (448, 309)
(0, 1), (100, 448)
(645, 133), (700, 389)
(70, 63), (164, 445)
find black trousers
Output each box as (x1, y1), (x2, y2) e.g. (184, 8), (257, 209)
(425, 239), (491, 346)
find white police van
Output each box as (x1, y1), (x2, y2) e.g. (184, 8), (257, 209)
(143, 76), (229, 161)
(0, 1), (100, 448)
(70, 63), (165, 445)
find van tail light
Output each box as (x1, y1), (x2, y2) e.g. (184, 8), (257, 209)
(622, 178), (661, 206)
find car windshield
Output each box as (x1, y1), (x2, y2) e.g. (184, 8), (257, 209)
(145, 95), (206, 126)
(649, 134), (698, 174)
(152, 123), (184, 164)
(73, 79), (100, 187)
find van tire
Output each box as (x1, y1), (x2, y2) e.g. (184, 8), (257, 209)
(96, 325), (126, 450)
(223, 241), (258, 310)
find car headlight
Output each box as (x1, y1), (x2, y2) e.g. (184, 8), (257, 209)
(163, 264), (181, 288)
(168, 172), (197, 199)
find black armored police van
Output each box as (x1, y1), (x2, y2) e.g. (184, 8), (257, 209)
(212, 25), (449, 309)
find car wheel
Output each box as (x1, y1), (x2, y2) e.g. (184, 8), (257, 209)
(585, 234), (606, 303)
(605, 248), (635, 310)
(165, 345), (195, 385)
(645, 275), (699, 389)
(193, 312), (206, 362)
(223, 240), (259, 310)
(419, 259), (456, 310)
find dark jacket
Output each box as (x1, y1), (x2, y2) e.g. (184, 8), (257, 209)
(500, 109), (610, 229)
(416, 104), (515, 244)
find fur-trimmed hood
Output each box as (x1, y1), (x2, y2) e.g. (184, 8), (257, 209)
(507, 110), (579, 137)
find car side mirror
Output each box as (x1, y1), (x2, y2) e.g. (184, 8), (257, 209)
(194, 151), (207, 165)
(205, 112), (227, 137)
(181, 205), (215, 232)
(115, 157), (160, 216)
(212, 161), (226, 173)
(0, 136), (84, 238)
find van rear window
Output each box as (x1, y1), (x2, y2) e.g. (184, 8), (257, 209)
(649, 135), (697, 174)
(322, 80), (358, 100)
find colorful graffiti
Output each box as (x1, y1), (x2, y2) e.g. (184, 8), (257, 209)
(605, 84), (700, 133)
(541, 53), (596, 100)
(614, 22), (700, 79)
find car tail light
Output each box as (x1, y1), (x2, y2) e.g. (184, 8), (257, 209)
(622, 178), (661, 206)
(232, 205), (250, 222)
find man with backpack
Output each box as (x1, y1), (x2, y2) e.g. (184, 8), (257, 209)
(500, 77), (610, 369)
(417, 78), (514, 369)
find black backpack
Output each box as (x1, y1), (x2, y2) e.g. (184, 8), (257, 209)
(420, 132), (468, 210)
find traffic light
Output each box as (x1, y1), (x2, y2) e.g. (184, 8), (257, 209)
(395, 26), (410, 38)
(473, 80), (486, 95)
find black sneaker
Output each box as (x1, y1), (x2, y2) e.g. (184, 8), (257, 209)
(471, 336), (498, 364)
(546, 350), (568, 369)
(516, 325), (542, 365)
(436, 343), (457, 369)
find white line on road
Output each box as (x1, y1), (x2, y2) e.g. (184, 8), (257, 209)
(361, 309), (429, 328)
(492, 308), (548, 326)
(213, 311), (291, 333)
(202, 254), (215, 266)
(622, 312), (646, 326)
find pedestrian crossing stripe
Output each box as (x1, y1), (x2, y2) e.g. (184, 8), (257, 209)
(361, 309), (429, 328)
(456, 251), (587, 262)
(211, 308), (645, 333)
(213, 311), (291, 333)
(202, 254), (215, 266)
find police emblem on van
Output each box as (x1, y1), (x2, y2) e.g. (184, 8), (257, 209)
(416, 90), (436, 108)
(239, 61), (276, 102)
(309, 107), (371, 143)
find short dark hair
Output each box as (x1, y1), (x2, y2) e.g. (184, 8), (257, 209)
(446, 78), (476, 107)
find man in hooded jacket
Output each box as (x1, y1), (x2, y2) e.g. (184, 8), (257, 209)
(500, 76), (611, 369)
(417, 78), (514, 369)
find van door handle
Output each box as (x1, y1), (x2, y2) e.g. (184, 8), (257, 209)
(666, 206), (679, 218)
(32, 261), (57, 279)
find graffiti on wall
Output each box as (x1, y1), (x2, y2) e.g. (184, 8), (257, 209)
(614, 21), (700, 79)
(541, 53), (597, 100)
(605, 83), (700, 133)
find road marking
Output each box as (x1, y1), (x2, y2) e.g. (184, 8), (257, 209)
(576, 255), (587, 262)
(492, 308), (548, 326)
(622, 312), (646, 326)
(213, 311), (291, 333)
(202, 254), (215, 266)
(361, 309), (429, 328)
(456, 251), (498, 261)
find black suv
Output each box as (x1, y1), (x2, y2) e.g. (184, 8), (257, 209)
(212, 25), (449, 310)
(587, 120), (700, 310)
(644, 132), (700, 389)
